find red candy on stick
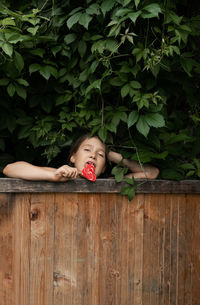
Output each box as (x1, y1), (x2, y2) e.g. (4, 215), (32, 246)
(82, 163), (96, 182)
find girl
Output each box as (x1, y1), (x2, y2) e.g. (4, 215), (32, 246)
(3, 134), (159, 181)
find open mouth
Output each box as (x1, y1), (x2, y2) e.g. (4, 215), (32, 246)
(86, 161), (96, 168)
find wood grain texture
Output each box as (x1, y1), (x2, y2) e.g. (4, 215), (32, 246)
(0, 194), (13, 305)
(1, 178), (200, 193)
(13, 193), (31, 305)
(0, 192), (200, 305)
(29, 193), (55, 305)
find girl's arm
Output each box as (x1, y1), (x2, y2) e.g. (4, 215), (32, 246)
(108, 151), (159, 179)
(3, 161), (79, 181)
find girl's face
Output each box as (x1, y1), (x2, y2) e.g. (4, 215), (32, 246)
(70, 137), (106, 177)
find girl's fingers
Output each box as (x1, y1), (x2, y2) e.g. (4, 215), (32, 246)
(54, 166), (79, 180)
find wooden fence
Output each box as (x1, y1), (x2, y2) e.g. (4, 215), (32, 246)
(0, 178), (200, 305)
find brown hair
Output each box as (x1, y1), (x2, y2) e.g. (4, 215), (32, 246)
(68, 133), (107, 166)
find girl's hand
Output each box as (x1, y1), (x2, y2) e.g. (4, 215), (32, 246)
(53, 165), (79, 181)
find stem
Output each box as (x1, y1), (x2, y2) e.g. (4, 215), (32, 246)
(101, 95), (104, 127)
(145, 19), (150, 49)
(128, 129), (148, 180)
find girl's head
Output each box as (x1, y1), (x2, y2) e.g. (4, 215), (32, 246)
(69, 134), (106, 177)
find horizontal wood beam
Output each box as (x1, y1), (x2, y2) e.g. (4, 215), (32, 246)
(0, 178), (200, 193)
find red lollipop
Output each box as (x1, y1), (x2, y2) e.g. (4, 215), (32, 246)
(82, 163), (96, 182)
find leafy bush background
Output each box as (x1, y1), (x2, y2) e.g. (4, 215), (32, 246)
(0, 0), (200, 179)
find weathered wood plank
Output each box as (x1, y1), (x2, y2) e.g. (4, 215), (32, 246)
(29, 193), (55, 305)
(13, 194), (31, 305)
(190, 195), (200, 305)
(177, 194), (186, 305)
(99, 194), (118, 305)
(1, 178), (200, 193)
(132, 194), (144, 305)
(0, 194), (13, 305)
(1, 191), (200, 305)
(53, 193), (79, 305)
(118, 195), (129, 305)
(184, 194), (194, 305)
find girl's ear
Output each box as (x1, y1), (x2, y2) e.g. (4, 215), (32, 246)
(70, 154), (75, 164)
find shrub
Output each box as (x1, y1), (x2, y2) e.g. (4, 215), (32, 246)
(0, 0), (200, 180)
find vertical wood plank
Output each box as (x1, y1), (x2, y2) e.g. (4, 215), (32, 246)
(184, 193), (194, 305)
(29, 193), (55, 305)
(117, 194), (129, 305)
(54, 193), (101, 305)
(190, 194), (200, 305)
(169, 194), (179, 305)
(13, 193), (31, 305)
(99, 193), (118, 305)
(130, 194), (144, 305)
(177, 194), (187, 305)
(1, 190), (200, 305)
(83, 193), (101, 305)
(54, 193), (79, 305)
(0, 194), (13, 305)
(142, 194), (165, 305)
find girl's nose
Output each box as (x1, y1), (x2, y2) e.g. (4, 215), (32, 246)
(90, 151), (96, 159)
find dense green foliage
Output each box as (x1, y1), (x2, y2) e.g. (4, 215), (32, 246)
(0, 0), (200, 180)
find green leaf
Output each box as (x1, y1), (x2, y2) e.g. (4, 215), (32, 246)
(85, 79), (101, 95)
(86, 4), (100, 15)
(105, 39), (118, 53)
(16, 78), (29, 86)
(112, 166), (124, 182)
(15, 84), (27, 100)
(136, 115), (150, 137)
(128, 11), (141, 23)
(120, 185), (136, 201)
(180, 163), (195, 170)
(144, 113), (165, 128)
(51, 46), (62, 56)
(161, 169), (183, 180)
(124, 0), (132, 6)
(18, 126), (31, 139)
(0, 78), (9, 86)
(0, 17), (16, 26)
(67, 12), (82, 29)
(125, 177), (135, 185)
(5, 33), (23, 44)
(127, 111), (139, 128)
(29, 63), (40, 74)
(134, 0), (140, 8)
(79, 13), (93, 29)
(98, 126), (107, 142)
(14, 51), (24, 72)
(7, 116), (16, 133)
(180, 58), (196, 76)
(130, 80), (142, 89)
(30, 48), (45, 58)
(115, 8), (132, 17)
(121, 84), (130, 98)
(16, 116), (34, 125)
(7, 83), (15, 97)
(2, 43), (13, 57)
(41, 99), (53, 113)
(78, 40), (87, 57)
(141, 3), (161, 19)
(64, 33), (77, 44)
(101, 0), (115, 16)
(27, 26), (39, 36)
(39, 66), (53, 80)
